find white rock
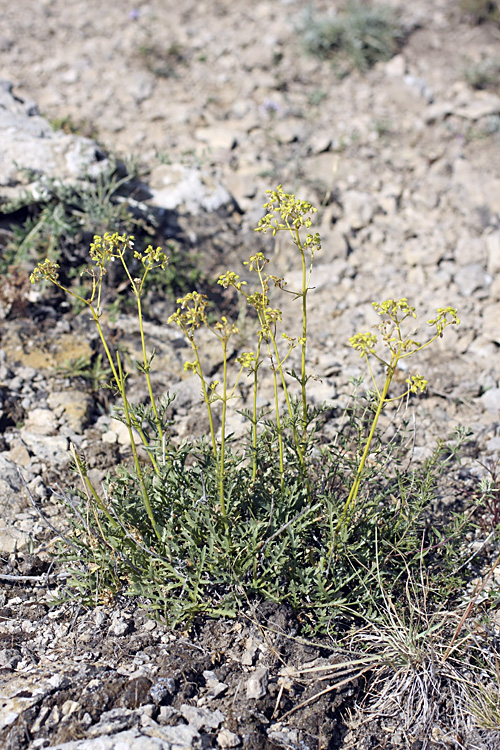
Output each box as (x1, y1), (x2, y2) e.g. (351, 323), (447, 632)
(109, 418), (134, 446)
(61, 700), (80, 717)
(23, 407), (59, 435)
(179, 704), (225, 731)
(48, 390), (92, 433)
(481, 388), (500, 413)
(452, 159), (500, 215)
(245, 667), (268, 699)
(454, 264), (490, 297)
(224, 168), (258, 210)
(195, 126), (239, 151)
(0, 78), (108, 204)
(305, 377), (336, 407)
(217, 728), (241, 747)
(481, 303), (500, 345)
(19, 431), (69, 465)
(454, 92), (500, 120)
(148, 164), (232, 214)
(467, 335), (499, 360)
(272, 120), (305, 145)
(47, 726), (202, 749)
(486, 436), (500, 453)
(384, 54), (406, 77)
(486, 232), (500, 275)
(241, 637), (259, 666)
(0, 454), (23, 513)
(342, 190), (376, 230)
(308, 133), (332, 154)
(102, 430), (119, 444)
(109, 613), (131, 637)
(454, 235), (487, 267)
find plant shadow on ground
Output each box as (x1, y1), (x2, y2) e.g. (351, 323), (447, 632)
(0, 158), (212, 322)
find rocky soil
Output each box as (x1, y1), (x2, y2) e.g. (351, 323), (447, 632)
(1, 0), (500, 748)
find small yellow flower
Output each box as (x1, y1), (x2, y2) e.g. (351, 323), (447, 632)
(406, 374), (428, 394)
(30, 259), (60, 284)
(349, 332), (378, 356)
(255, 185), (318, 236)
(236, 351), (256, 369)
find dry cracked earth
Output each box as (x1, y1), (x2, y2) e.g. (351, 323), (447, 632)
(1, 1), (500, 748)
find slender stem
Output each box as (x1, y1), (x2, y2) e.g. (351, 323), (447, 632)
(53, 278), (160, 473)
(219, 339), (228, 522)
(70, 444), (118, 529)
(268, 330), (306, 473)
(297, 233), (308, 437)
(117, 352), (162, 541)
(253, 261), (308, 497)
(366, 356), (382, 398)
(334, 351), (399, 540)
(251, 340), (262, 482)
(270, 359), (285, 491)
(136, 291), (163, 442)
(92, 306), (160, 474)
(191, 342), (218, 462)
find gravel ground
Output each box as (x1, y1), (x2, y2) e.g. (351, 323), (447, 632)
(1, 1), (500, 748)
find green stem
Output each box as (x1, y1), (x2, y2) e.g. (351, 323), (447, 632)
(255, 257), (308, 490)
(270, 359), (285, 491)
(70, 444), (118, 529)
(191, 342), (218, 462)
(219, 339), (228, 523)
(117, 352), (162, 542)
(136, 291), (164, 443)
(268, 331), (306, 476)
(333, 352), (399, 542)
(297, 232), (308, 437)
(91, 306), (160, 474)
(251, 340), (262, 482)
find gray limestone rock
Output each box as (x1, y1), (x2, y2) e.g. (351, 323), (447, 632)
(148, 163), (232, 215)
(0, 455), (26, 551)
(0, 79), (108, 206)
(18, 430), (69, 465)
(342, 190), (377, 230)
(480, 388), (500, 413)
(245, 667), (269, 699)
(179, 704), (225, 731)
(46, 726), (202, 750)
(217, 728), (241, 748)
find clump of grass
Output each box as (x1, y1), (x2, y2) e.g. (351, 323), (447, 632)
(49, 114), (98, 140)
(463, 56), (500, 90)
(1, 159), (206, 314)
(57, 353), (112, 394)
(0, 160), (142, 274)
(468, 679), (500, 732)
(460, 0), (500, 26)
(299, 1), (405, 73)
(340, 554), (500, 748)
(30, 187), (466, 631)
(137, 40), (186, 78)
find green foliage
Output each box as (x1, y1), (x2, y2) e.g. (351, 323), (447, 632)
(0, 160), (142, 274)
(463, 57), (500, 90)
(56, 421), (469, 628)
(137, 39), (186, 78)
(299, 1), (405, 73)
(49, 114), (98, 139)
(57, 354), (112, 393)
(2, 160), (207, 312)
(460, 0), (500, 26)
(30, 187), (468, 632)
